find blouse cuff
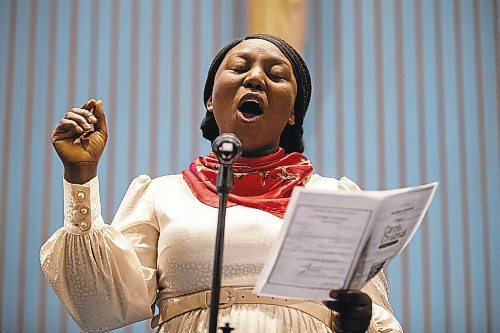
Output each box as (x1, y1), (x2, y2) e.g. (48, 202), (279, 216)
(63, 176), (105, 235)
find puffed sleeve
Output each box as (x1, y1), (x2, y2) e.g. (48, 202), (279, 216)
(362, 271), (403, 332)
(40, 175), (159, 332)
(338, 177), (403, 332)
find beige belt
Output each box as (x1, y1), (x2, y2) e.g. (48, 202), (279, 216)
(151, 287), (332, 329)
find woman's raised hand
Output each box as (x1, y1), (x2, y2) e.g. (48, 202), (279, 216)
(324, 290), (373, 333)
(52, 99), (108, 184)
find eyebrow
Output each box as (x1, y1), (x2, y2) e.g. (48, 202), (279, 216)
(230, 51), (290, 67)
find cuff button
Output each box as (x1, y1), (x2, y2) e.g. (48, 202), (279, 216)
(79, 220), (91, 232)
(75, 190), (87, 201)
(77, 206), (89, 216)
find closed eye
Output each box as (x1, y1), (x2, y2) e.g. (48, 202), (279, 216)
(268, 73), (283, 82)
(268, 67), (289, 82)
(232, 68), (247, 74)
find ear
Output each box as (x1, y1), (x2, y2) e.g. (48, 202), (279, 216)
(206, 96), (214, 112)
(288, 113), (295, 126)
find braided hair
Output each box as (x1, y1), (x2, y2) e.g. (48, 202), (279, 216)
(201, 33), (312, 154)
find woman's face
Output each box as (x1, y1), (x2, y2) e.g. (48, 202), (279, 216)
(207, 39), (298, 156)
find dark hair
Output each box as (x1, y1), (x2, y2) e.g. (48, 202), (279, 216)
(200, 33), (312, 154)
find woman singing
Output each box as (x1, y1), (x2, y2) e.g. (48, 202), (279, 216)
(41, 34), (402, 333)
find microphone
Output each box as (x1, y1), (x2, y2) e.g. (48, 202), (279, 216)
(211, 133), (242, 194)
(211, 133), (242, 165)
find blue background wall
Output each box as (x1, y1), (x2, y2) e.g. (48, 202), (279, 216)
(0, 0), (498, 332)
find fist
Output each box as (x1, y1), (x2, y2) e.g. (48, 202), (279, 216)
(52, 99), (108, 183)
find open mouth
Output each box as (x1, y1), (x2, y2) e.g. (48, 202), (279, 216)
(238, 100), (263, 119)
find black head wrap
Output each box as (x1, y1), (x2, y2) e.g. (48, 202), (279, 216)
(201, 33), (312, 153)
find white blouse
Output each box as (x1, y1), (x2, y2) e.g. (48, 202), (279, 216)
(40, 174), (403, 332)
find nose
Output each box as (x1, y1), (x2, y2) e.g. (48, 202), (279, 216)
(243, 67), (265, 91)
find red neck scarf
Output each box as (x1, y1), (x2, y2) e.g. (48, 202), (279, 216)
(182, 149), (313, 218)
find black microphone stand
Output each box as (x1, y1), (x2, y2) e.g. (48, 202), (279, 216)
(208, 134), (241, 333)
(208, 164), (233, 333)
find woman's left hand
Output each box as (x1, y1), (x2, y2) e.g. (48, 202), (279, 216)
(324, 290), (372, 333)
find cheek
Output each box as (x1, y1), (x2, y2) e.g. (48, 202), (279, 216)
(212, 84), (239, 114)
(270, 87), (296, 117)
(213, 74), (239, 95)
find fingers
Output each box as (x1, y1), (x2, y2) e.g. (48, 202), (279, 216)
(324, 299), (370, 316)
(330, 290), (372, 306)
(64, 109), (95, 131)
(52, 99), (102, 142)
(92, 99), (107, 134)
(81, 98), (96, 110)
(328, 300), (372, 333)
(52, 119), (83, 142)
(325, 290), (372, 315)
(324, 290), (373, 333)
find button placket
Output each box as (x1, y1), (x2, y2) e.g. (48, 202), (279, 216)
(72, 186), (92, 232)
